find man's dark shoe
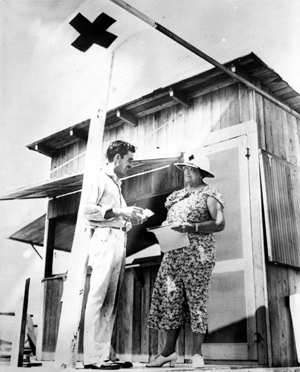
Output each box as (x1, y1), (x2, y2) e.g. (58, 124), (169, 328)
(115, 361), (133, 368)
(84, 362), (120, 370)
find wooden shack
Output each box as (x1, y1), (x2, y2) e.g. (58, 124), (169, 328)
(3, 53), (300, 367)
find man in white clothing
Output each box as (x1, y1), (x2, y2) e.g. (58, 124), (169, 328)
(83, 140), (143, 370)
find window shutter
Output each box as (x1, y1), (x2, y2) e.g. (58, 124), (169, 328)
(260, 150), (300, 268)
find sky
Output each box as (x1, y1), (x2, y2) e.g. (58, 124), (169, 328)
(1, 0), (300, 340)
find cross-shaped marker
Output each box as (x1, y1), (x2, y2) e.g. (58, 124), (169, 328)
(70, 12), (118, 52)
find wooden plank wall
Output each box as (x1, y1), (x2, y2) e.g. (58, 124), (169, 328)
(50, 141), (86, 179)
(111, 266), (160, 363)
(40, 273), (91, 362)
(266, 265), (300, 366)
(49, 82), (253, 180)
(122, 164), (182, 202)
(101, 83), (252, 165)
(41, 277), (64, 361)
(254, 81), (300, 367)
(255, 82), (300, 165)
(111, 266), (189, 364)
(48, 193), (81, 219)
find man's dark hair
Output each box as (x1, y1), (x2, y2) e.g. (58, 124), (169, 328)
(106, 140), (136, 162)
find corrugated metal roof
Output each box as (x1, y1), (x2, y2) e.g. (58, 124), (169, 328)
(26, 52), (300, 157)
(0, 173), (83, 200)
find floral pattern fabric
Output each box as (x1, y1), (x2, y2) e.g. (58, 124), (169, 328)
(148, 185), (224, 333)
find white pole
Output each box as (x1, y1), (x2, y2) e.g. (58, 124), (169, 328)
(55, 52), (115, 369)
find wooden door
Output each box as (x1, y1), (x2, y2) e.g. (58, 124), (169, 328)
(197, 126), (258, 361)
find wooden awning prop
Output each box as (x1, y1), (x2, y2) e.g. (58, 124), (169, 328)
(259, 149), (300, 268)
(8, 215), (75, 253)
(0, 156), (180, 201)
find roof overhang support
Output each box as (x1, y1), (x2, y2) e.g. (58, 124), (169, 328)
(169, 88), (191, 108)
(116, 109), (138, 126)
(70, 128), (88, 142)
(33, 143), (54, 157)
(110, 0), (300, 120)
(30, 244), (43, 260)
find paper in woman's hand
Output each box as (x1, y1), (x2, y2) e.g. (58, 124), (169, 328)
(147, 224), (190, 252)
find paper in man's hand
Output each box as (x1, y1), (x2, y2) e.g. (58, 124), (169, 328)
(142, 208), (154, 218)
(132, 208), (154, 225)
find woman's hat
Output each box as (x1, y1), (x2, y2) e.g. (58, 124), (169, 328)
(175, 154), (214, 178)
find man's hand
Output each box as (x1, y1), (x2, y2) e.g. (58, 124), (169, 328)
(113, 206), (144, 222)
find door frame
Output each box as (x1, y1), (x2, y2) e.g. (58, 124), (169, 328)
(188, 121), (268, 364)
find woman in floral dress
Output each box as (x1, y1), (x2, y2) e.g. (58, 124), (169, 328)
(147, 155), (225, 368)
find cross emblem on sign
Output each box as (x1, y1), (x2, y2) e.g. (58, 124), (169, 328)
(70, 12), (118, 52)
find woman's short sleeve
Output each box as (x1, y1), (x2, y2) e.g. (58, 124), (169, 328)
(203, 186), (225, 209)
(164, 190), (182, 210)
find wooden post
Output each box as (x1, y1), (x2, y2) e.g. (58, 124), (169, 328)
(36, 204), (51, 360)
(55, 52), (115, 369)
(11, 278), (30, 367)
(44, 218), (56, 278)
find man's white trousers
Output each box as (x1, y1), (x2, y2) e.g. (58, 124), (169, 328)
(84, 227), (126, 365)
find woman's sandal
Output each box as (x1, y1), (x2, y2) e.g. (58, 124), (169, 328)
(146, 352), (177, 368)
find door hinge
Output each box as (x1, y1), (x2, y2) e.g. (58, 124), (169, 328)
(245, 147), (250, 158)
(254, 332), (264, 343)
(267, 153), (272, 167)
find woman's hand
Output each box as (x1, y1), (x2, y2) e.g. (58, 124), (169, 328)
(171, 197), (225, 234)
(171, 223), (195, 233)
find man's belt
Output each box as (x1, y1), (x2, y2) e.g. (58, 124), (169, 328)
(110, 226), (128, 232)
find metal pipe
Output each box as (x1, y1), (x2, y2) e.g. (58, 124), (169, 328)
(110, 0), (300, 120)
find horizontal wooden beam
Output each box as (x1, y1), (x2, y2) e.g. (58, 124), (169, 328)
(116, 109), (138, 127)
(69, 128), (88, 142)
(169, 89), (191, 107)
(32, 143), (54, 156)
(104, 121), (124, 131)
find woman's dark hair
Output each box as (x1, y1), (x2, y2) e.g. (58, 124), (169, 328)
(106, 140), (136, 162)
